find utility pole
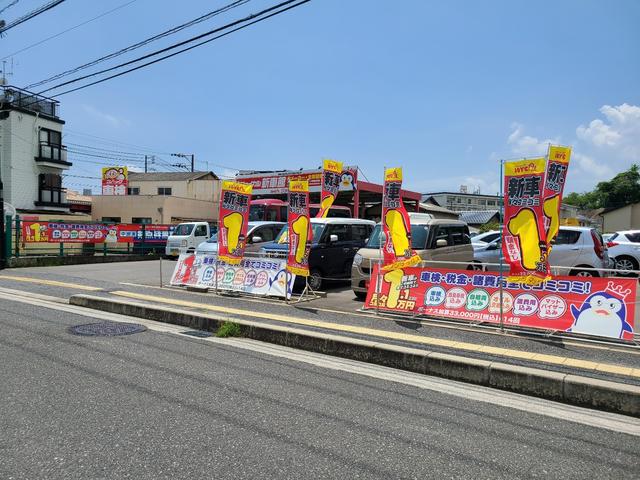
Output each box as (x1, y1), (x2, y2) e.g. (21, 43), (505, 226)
(0, 168), (5, 270)
(171, 153), (195, 172)
(144, 155), (147, 173)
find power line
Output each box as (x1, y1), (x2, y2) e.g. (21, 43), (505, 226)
(34, 0), (311, 97)
(1, 0), (139, 61)
(64, 129), (174, 155)
(0, 1), (19, 16)
(0, 0), (66, 35)
(24, 0), (252, 89)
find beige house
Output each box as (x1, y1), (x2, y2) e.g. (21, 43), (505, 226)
(601, 203), (640, 233)
(91, 171), (220, 224)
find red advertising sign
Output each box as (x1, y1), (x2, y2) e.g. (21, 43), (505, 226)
(365, 265), (636, 341)
(21, 222), (171, 244)
(287, 180), (312, 276)
(101, 166), (128, 196)
(502, 158), (550, 284)
(218, 180), (253, 265)
(237, 167), (357, 195)
(381, 167), (420, 271)
(543, 145), (572, 249)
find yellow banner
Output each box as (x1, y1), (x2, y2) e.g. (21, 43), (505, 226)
(323, 159), (343, 174)
(384, 167), (403, 182)
(222, 180), (253, 195)
(289, 180), (309, 193)
(504, 158), (546, 177)
(548, 145), (571, 164)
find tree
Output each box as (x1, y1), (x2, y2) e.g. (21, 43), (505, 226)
(564, 164), (640, 210)
(479, 221), (500, 233)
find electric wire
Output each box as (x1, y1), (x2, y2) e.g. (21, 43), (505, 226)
(0, 0), (66, 35)
(0, 0), (19, 16)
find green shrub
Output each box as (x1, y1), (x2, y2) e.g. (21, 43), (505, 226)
(215, 321), (242, 338)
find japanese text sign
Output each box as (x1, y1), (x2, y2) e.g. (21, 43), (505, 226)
(20, 222), (169, 244)
(287, 180), (312, 277)
(543, 145), (572, 249)
(381, 167), (420, 271)
(502, 158), (550, 284)
(101, 166), (128, 196)
(365, 265), (636, 341)
(218, 180), (253, 265)
(317, 159), (343, 218)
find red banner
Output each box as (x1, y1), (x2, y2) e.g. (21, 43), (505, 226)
(218, 180), (253, 265)
(317, 159), (343, 218)
(236, 167), (358, 195)
(543, 146), (571, 249)
(365, 265), (636, 341)
(21, 222), (172, 244)
(381, 167), (420, 271)
(287, 180), (312, 276)
(502, 158), (550, 284)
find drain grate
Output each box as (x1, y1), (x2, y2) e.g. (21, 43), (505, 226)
(181, 330), (213, 338)
(68, 322), (147, 337)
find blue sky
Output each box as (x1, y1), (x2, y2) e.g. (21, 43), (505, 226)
(2, 0), (639, 195)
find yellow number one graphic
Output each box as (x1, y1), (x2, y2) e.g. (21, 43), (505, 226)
(291, 216), (309, 262)
(384, 210), (410, 256)
(319, 195), (335, 218)
(383, 269), (404, 309)
(543, 195), (560, 247)
(507, 209), (542, 271)
(223, 212), (244, 252)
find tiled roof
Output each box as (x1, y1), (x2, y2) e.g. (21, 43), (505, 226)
(458, 210), (500, 225)
(128, 171), (218, 181)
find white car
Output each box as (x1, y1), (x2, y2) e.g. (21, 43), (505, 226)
(474, 226), (610, 277)
(195, 221), (285, 256)
(606, 230), (640, 274)
(471, 230), (500, 249)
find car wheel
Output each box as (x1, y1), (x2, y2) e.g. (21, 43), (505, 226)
(614, 256), (639, 276)
(308, 269), (323, 291)
(354, 290), (367, 300)
(569, 268), (598, 277)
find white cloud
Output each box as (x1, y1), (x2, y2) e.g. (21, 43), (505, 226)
(507, 122), (558, 156)
(576, 103), (640, 160)
(576, 119), (620, 147)
(82, 104), (131, 128)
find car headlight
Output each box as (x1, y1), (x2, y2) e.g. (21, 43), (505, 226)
(353, 253), (363, 267)
(181, 239), (187, 247)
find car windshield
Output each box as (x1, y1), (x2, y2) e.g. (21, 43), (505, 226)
(249, 205), (265, 221)
(172, 224), (194, 236)
(275, 223), (326, 244)
(366, 224), (430, 249)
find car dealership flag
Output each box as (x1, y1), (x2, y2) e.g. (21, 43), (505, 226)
(502, 158), (550, 284)
(316, 159), (343, 218)
(381, 167), (421, 271)
(287, 180), (312, 277)
(218, 180), (253, 265)
(543, 145), (572, 249)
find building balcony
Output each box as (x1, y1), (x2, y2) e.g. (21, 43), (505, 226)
(35, 141), (72, 168)
(35, 186), (70, 209)
(0, 85), (60, 119)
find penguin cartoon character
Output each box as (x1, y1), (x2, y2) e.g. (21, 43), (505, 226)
(340, 171), (354, 190)
(105, 227), (119, 243)
(568, 282), (633, 339)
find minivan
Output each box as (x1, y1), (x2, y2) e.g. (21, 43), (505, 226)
(165, 222), (217, 258)
(351, 215), (474, 299)
(260, 217), (375, 290)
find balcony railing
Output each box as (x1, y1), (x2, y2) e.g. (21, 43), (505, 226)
(36, 141), (70, 166)
(0, 85), (60, 118)
(36, 186), (69, 208)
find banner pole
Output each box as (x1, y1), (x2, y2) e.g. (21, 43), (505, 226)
(499, 159), (505, 332)
(159, 254), (163, 288)
(375, 165), (386, 316)
(285, 185), (290, 305)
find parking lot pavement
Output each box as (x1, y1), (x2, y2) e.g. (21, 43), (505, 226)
(1, 260), (640, 387)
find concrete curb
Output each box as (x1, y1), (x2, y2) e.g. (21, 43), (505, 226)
(70, 293), (640, 418)
(9, 254), (159, 268)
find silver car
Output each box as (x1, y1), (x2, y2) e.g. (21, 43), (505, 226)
(195, 221), (285, 256)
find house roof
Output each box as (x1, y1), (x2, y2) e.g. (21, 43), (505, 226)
(128, 171), (219, 181)
(458, 210), (500, 225)
(418, 202), (458, 216)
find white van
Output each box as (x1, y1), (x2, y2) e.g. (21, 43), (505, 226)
(165, 222), (216, 258)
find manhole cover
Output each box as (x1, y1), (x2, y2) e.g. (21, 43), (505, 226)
(181, 330), (212, 338)
(68, 322), (147, 337)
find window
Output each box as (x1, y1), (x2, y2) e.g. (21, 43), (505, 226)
(625, 232), (640, 243)
(433, 226), (450, 248)
(449, 226), (468, 245)
(39, 128), (62, 146)
(38, 173), (64, 204)
(252, 226), (275, 242)
(323, 224), (350, 242)
(132, 217), (151, 224)
(482, 232), (500, 243)
(102, 217), (121, 223)
(128, 187), (140, 195)
(157, 187), (172, 195)
(352, 225), (371, 242)
(554, 229), (581, 245)
(194, 225), (208, 237)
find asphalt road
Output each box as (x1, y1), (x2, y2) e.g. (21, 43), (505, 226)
(1, 293), (639, 479)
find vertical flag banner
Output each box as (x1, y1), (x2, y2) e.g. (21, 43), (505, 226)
(317, 159), (343, 218)
(543, 145), (572, 249)
(287, 180), (312, 276)
(218, 180), (253, 265)
(101, 166), (128, 195)
(502, 158), (550, 284)
(381, 167), (421, 271)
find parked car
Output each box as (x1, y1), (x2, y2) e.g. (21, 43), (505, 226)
(165, 222), (217, 258)
(261, 217), (375, 290)
(195, 221), (285, 256)
(351, 215), (475, 299)
(471, 230), (500, 248)
(474, 226), (610, 277)
(606, 230), (640, 274)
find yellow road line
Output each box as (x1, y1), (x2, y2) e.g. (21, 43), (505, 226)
(0, 275), (102, 291)
(110, 290), (640, 379)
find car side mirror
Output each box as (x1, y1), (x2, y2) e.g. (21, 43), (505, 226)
(436, 238), (448, 248)
(329, 234), (339, 243)
(251, 236), (262, 243)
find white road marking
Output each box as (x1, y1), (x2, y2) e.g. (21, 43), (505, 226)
(1, 286), (639, 436)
